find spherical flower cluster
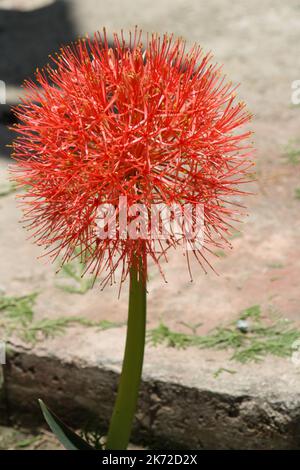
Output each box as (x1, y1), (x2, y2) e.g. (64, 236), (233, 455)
(11, 28), (253, 285)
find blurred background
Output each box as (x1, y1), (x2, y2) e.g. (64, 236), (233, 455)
(0, 0), (300, 450)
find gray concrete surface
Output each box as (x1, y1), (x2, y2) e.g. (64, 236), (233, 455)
(2, 329), (300, 449)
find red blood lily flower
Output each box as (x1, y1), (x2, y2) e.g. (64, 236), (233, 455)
(10, 28), (253, 286)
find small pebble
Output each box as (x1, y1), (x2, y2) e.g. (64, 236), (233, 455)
(236, 319), (250, 334)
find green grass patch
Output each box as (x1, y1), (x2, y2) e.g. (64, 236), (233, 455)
(56, 256), (94, 294)
(213, 367), (237, 378)
(0, 181), (17, 197)
(267, 262), (284, 269)
(294, 187), (300, 200)
(0, 293), (123, 344)
(148, 305), (300, 363)
(15, 436), (40, 449)
(214, 250), (227, 258)
(239, 304), (261, 321)
(282, 142), (300, 165)
(229, 230), (243, 240)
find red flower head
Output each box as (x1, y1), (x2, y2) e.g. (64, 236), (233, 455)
(11, 28), (253, 286)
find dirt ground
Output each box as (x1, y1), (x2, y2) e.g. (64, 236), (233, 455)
(0, 1), (299, 335)
(0, 1), (300, 328)
(0, 0), (300, 449)
(0, 425), (62, 450)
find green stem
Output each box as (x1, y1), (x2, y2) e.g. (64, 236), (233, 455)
(106, 261), (147, 450)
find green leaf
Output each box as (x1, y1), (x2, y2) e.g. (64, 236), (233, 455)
(38, 399), (94, 450)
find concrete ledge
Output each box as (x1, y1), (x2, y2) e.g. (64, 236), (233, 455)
(1, 327), (300, 449)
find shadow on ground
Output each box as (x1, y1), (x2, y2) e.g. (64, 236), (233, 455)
(0, 0), (76, 86)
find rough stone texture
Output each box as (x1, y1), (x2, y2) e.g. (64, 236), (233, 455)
(2, 329), (300, 450)
(0, 367), (8, 424)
